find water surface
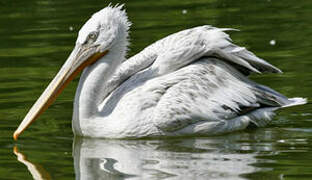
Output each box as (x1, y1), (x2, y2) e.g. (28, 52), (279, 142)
(0, 0), (311, 179)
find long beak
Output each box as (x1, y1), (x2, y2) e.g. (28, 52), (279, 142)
(13, 44), (108, 140)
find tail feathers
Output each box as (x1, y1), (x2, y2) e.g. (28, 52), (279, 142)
(282, 97), (307, 108)
(253, 84), (291, 107)
(248, 84), (307, 127)
(247, 98), (307, 128)
(252, 84), (307, 108)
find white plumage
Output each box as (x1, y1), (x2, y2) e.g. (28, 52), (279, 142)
(71, 5), (306, 138)
(14, 5), (307, 140)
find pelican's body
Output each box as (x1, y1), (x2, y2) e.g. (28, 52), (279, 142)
(14, 5), (306, 140)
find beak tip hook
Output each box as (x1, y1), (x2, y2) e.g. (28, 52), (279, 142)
(13, 132), (19, 141)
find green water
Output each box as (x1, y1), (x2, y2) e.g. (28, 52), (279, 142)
(1, 0), (311, 179)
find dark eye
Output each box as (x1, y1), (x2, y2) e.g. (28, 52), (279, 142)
(88, 32), (97, 40)
(85, 31), (98, 44)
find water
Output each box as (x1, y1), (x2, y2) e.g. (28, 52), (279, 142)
(1, 0), (312, 179)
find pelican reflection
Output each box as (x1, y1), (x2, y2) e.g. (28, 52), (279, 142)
(14, 135), (274, 179)
(73, 137), (264, 179)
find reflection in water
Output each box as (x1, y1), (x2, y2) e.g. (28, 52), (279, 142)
(14, 127), (312, 179)
(73, 136), (264, 180)
(13, 136), (266, 179)
(13, 146), (52, 180)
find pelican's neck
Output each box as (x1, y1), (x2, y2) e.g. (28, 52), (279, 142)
(73, 46), (126, 122)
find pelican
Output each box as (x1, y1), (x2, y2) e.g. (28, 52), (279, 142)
(13, 5), (306, 140)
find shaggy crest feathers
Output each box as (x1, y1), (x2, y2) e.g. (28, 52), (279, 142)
(94, 4), (131, 32)
(77, 4), (131, 53)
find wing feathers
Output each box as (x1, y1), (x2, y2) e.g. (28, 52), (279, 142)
(106, 25), (283, 103)
(149, 25), (281, 75)
(202, 26), (282, 74)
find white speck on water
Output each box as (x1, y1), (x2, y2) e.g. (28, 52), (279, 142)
(69, 26), (74, 31)
(182, 9), (188, 14)
(269, 39), (276, 46)
(278, 139), (285, 143)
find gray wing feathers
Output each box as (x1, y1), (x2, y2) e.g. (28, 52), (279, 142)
(224, 45), (282, 73)
(152, 58), (260, 133)
(152, 57), (295, 134)
(106, 25), (281, 97)
(102, 25), (305, 135)
(150, 25), (282, 75)
(200, 26), (282, 74)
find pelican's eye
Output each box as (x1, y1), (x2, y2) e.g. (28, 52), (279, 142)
(85, 31), (99, 44)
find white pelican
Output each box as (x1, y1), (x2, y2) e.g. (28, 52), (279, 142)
(13, 5), (306, 140)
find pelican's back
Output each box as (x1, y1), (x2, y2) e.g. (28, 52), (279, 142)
(107, 25), (281, 92)
(99, 25), (306, 137)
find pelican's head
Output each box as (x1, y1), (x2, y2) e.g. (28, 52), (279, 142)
(77, 4), (131, 56)
(13, 5), (131, 140)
